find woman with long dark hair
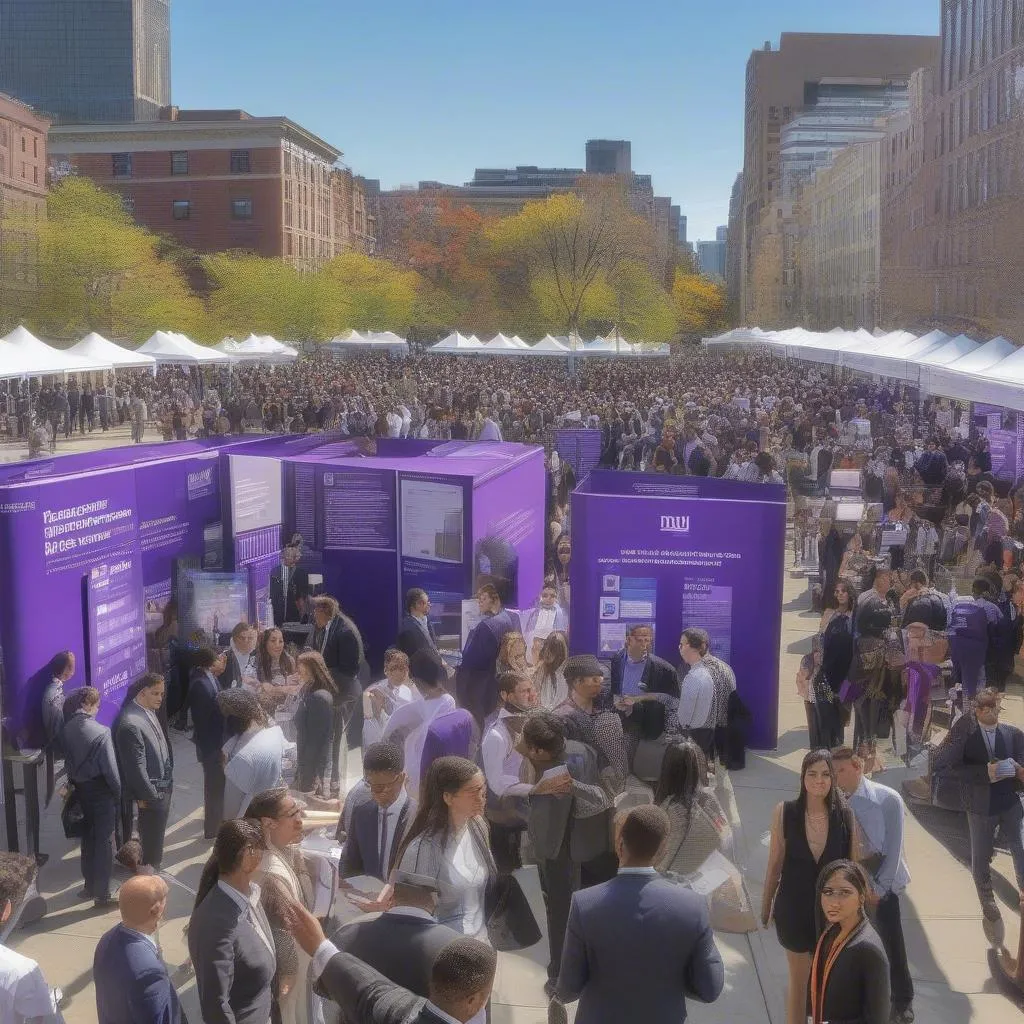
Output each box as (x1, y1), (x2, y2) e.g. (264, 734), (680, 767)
(293, 652), (337, 795)
(654, 741), (729, 876)
(808, 860), (890, 1024)
(761, 750), (857, 1024)
(397, 756), (496, 939)
(189, 820), (276, 1024)
(256, 627), (297, 699)
(815, 580), (856, 749)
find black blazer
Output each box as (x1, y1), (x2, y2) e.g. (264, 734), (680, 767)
(269, 564), (309, 626)
(332, 910), (462, 999)
(395, 614), (438, 659)
(608, 651), (679, 700)
(317, 949), (445, 1024)
(314, 617), (363, 700)
(341, 796), (415, 881)
(218, 650), (247, 691)
(809, 920), (891, 1024)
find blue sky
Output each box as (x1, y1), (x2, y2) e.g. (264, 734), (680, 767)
(171, 0), (939, 242)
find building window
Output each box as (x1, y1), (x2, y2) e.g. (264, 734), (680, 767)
(32, 137), (37, 158)
(20, 136), (25, 152)
(172, 200), (191, 220)
(230, 149), (251, 173)
(231, 198), (253, 219)
(171, 151), (189, 175)
(112, 152), (132, 177)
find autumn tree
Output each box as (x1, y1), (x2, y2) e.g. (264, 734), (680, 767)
(672, 268), (728, 338)
(3, 177), (203, 341)
(487, 179), (656, 343)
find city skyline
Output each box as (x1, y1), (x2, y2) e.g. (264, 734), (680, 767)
(167, 0), (939, 242)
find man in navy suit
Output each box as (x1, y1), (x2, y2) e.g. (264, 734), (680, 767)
(188, 648), (228, 839)
(342, 743), (414, 882)
(94, 875), (182, 1024)
(555, 805), (724, 1024)
(456, 583), (522, 725)
(607, 624), (679, 702)
(396, 588), (440, 659)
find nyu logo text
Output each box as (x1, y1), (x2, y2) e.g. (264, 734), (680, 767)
(660, 515), (690, 534)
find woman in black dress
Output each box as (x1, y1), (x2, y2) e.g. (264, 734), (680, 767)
(293, 651), (336, 795)
(809, 860), (891, 1024)
(761, 749), (857, 1024)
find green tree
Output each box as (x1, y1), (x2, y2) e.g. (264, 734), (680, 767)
(672, 269), (728, 338)
(604, 259), (678, 344)
(10, 177), (203, 341)
(321, 251), (421, 334)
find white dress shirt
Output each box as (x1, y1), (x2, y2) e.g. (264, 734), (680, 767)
(362, 680), (418, 747)
(481, 709), (531, 798)
(216, 881), (274, 955)
(0, 942), (54, 1023)
(678, 661), (715, 730)
(382, 692), (457, 797)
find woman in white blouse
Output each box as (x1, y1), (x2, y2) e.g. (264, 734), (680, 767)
(218, 689), (292, 819)
(362, 648), (418, 747)
(532, 631), (569, 708)
(397, 756), (496, 939)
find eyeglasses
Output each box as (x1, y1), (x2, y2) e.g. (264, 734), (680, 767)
(821, 887), (857, 900)
(367, 776), (403, 794)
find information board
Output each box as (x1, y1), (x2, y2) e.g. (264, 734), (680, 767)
(85, 555), (147, 698)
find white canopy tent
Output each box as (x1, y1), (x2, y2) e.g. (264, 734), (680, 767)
(215, 338), (240, 354)
(138, 331), (232, 364)
(430, 332), (483, 353)
(532, 334), (570, 354)
(3, 325), (111, 375)
(228, 334), (298, 363)
(67, 332), (157, 370)
(482, 333), (523, 353)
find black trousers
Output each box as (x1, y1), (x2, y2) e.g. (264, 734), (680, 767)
(201, 754), (225, 839)
(688, 727), (716, 762)
(537, 839), (575, 982)
(138, 791), (171, 868)
(872, 892), (913, 1011)
(77, 778), (117, 899)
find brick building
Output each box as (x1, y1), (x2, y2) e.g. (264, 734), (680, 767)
(880, 2), (1024, 342)
(48, 108), (374, 270)
(0, 92), (49, 302)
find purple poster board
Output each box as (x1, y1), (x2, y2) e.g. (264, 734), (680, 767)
(555, 429), (603, 480)
(570, 470), (787, 750)
(987, 428), (1017, 480)
(86, 556), (148, 698)
(323, 468), (396, 549)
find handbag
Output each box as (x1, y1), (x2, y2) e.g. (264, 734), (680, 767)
(61, 785), (85, 840)
(837, 679), (864, 704)
(485, 873), (541, 952)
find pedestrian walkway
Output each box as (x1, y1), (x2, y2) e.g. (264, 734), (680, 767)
(6, 564), (1023, 1022)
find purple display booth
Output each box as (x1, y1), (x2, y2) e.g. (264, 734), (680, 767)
(569, 470), (787, 750)
(278, 438), (546, 673)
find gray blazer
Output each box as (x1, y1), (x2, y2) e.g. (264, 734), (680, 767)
(188, 883), (277, 1024)
(62, 711), (120, 797)
(397, 817), (497, 935)
(556, 871), (724, 1023)
(115, 703), (173, 804)
(528, 740), (611, 864)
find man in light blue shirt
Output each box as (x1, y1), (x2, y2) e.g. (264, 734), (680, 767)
(834, 746), (914, 1024)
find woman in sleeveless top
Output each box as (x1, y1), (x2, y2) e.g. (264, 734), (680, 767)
(762, 749), (857, 1024)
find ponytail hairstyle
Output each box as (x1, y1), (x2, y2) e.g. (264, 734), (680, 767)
(193, 819), (266, 911)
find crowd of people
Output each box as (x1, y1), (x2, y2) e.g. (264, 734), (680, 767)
(5, 346), (1024, 1024)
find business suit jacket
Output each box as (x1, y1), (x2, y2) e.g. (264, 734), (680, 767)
(809, 920), (891, 1024)
(556, 872), (724, 1023)
(395, 614), (438, 659)
(341, 795), (415, 881)
(933, 715), (1024, 814)
(188, 669), (226, 762)
(332, 910), (461, 1000)
(608, 651), (679, 701)
(63, 712), (121, 796)
(456, 608), (521, 724)
(115, 703), (173, 804)
(94, 922), (181, 1024)
(316, 950), (447, 1024)
(188, 884), (276, 1024)
(218, 651), (248, 691)
(269, 563), (310, 626)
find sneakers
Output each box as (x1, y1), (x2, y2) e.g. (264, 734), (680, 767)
(981, 898), (1005, 948)
(891, 1008), (915, 1024)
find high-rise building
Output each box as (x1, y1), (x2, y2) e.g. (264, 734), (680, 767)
(678, 215), (687, 245)
(696, 238), (727, 280)
(0, 0), (171, 124)
(740, 32), (939, 323)
(48, 108), (373, 270)
(716, 225), (727, 242)
(880, 2), (1024, 343)
(586, 139), (631, 175)
(726, 173), (743, 312)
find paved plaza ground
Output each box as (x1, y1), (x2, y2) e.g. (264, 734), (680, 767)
(3, 431), (1023, 1021)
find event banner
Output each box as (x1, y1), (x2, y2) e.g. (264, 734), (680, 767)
(554, 429), (603, 481)
(570, 471), (787, 750)
(85, 555), (148, 697)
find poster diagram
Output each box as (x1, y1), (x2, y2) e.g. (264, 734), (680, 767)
(680, 583), (733, 664)
(400, 478), (464, 563)
(598, 576), (657, 654)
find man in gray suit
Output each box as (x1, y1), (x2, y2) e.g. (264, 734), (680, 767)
(555, 805), (724, 1024)
(520, 712), (612, 993)
(114, 674), (173, 870)
(331, 871), (462, 1003)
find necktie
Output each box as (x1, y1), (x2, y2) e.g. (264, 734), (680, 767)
(379, 807), (390, 878)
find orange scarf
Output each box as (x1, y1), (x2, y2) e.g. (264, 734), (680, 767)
(808, 920), (861, 1024)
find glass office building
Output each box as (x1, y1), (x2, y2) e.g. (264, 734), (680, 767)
(0, 0), (170, 124)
